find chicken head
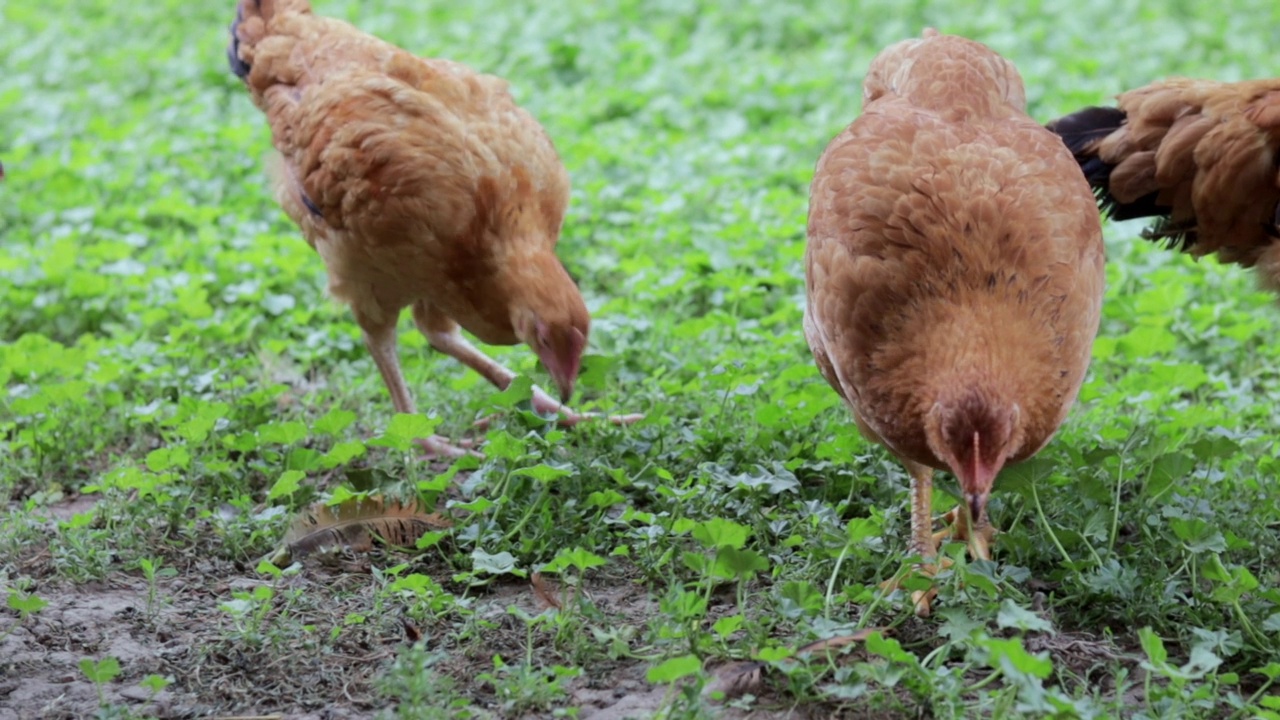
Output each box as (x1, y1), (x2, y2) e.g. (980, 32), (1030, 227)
(925, 393), (1024, 535)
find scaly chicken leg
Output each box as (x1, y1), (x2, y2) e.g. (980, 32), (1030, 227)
(412, 301), (642, 427)
(355, 308), (476, 458)
(881, 461), (951, 615)
(882, 462), (998, 615)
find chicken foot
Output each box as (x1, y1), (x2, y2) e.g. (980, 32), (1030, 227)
(412, 302), (643, 428)
(933, 506), (996, 562)
(356, 310), (479, 459)
(880, 463), (1000, 615)
(880, 460), (951, 616)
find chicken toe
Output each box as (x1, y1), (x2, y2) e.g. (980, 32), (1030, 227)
(933, 506), (998, 562)
(417, 435), (481, 459)
(527, 388), (645, 427)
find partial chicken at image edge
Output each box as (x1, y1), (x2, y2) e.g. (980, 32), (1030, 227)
(804, 29), (1106, 615)
(227, 0), (641, 457)
(1048, 77), (1280, 292)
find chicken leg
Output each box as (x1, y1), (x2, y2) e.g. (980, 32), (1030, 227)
(354, 309), (476, 458)
(879, 461), (999, 615)
(412, 301), (643, 427)
(881, 460), (950, 616)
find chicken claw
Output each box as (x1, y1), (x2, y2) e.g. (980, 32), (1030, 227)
(933, 506), (997, 562)
(881, 501), (997, 616)
(420, 309), (643, 433)
(880, 556), (955, 616)
(529, 386), (644, 427)
(878, 462), (1000, 615)
(416, 435), (481, 459)
(471, 387), (643, 431)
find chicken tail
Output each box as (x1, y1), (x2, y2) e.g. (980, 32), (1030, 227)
(1044, 106), (1173, 225)
(1050, 84), (1280, 291)
(227, 0), (313, 80)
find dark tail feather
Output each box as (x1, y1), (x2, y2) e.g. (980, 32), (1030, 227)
(1045, 105), (1127, 190)
(1047, 105), (1172, 225)
(1141, 217), (1199, 253)
(1046, 107), (1126, 158)
(227, 2), (254, 80)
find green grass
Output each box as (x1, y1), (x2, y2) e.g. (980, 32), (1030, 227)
(3, 0), (1280, 717)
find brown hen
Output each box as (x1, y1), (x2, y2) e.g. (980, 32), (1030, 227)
(1048, 77), (1280, 291)
(228, 0), (639, 456)
(804, 30), (1105, 614)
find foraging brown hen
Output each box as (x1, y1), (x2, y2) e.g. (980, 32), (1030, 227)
(228, 0), (639, 455)
(1048, 77), (1280, 291)
(804, 30), (1105, 614)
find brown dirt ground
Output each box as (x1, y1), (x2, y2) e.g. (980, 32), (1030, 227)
(0, 495), (1148, 720)
(1, 555), (823, 719)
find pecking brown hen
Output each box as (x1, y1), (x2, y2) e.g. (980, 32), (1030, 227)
(804, 30), (1105, 615)
(1047, 77), (1280, 292)
(228, 0), (639, 456)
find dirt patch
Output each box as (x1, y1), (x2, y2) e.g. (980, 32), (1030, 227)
(0, 562), (406, 719)
(0, 579), (181, 719)
(0, 557), (730, 719)
(0, 547), (1149, 719)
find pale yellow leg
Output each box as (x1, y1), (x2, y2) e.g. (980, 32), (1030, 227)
(881, 461), (951, 616)
(411, 301), (643, 427)
(353, 308), (476, 459)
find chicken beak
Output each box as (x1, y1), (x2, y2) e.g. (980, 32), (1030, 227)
(965, 490), (990, 526)
(535, 347), (580, 405)
(556, 378), (574, 405)
(958, 432), (999, 527)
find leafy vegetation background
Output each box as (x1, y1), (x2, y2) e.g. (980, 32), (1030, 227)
(2, 0), (1279, 717)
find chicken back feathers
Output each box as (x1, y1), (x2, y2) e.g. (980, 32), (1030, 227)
(805, 31), (1105, 477)
(1048, 77), (1280, 292)
(228, 0), (580, 346)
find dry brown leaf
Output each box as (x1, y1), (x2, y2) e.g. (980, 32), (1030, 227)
(400, 617), (423, 643)
(794, 627), (886, 656)
(530, 572), (562, 610)
(272, 495), (452, 565)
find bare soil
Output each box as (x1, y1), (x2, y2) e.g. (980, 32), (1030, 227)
(0, 499), (1147, 720)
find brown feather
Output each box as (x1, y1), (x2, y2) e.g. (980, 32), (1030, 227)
(1048, 76), (1280, 288)
(1109, 151), (1160, 204)
(281, 496), (452, 561)
(530, 572), (563, 611)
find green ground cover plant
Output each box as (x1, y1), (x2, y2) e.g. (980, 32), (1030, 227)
(2, 0), (1279, 717)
